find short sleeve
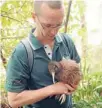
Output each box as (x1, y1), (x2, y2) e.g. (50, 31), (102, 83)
(5, 43), (30, 93)
(63, 34), (81, 63)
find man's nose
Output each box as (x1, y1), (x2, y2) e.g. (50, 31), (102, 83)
(50, 28), (58, 35)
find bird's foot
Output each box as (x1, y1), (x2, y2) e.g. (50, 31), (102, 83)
(59, 94), (66, 104)
(55, 95), (60, 100)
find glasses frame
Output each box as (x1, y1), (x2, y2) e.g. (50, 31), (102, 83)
(36, 15), (65, 31)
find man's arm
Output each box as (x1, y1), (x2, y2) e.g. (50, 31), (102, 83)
(8, 82), (74, 108)
(8, 85), (53, 108)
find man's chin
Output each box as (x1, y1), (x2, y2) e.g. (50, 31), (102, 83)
(48, 37), (55, 40)
(49, 35), (55, 38)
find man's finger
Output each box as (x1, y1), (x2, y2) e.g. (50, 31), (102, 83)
(64, 84), (74, 91)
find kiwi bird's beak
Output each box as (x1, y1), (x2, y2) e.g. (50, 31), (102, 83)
(52, 72), (55, 84)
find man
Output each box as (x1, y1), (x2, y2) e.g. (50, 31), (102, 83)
(5, 0), (80, 108)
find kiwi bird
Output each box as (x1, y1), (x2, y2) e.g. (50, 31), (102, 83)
(48, 59), (82, 104)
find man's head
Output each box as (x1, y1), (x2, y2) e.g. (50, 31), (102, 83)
(32, 0), (65, 40)
(34, 0), (63, 15)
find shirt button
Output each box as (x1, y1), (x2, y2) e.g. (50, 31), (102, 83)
(48, 53), (51, 55)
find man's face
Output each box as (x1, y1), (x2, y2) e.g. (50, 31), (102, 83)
(34, 2), (65, 40)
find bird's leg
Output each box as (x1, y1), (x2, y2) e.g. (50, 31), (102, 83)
(55, 94), (61, 100)
(59, 94), (66, 104)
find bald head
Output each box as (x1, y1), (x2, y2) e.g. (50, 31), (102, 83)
(34, 0), (63, 15)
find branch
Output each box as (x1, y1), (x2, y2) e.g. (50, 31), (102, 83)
(0, 46), (7, 69)
(64, 0), (72, 33)
(1, 36), (24, 40)
(1, 1), (26, 15)
(1, 14), (32, 28)
(1, 14), (22, 23)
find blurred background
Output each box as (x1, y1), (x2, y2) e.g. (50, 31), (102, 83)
(0, 0), (102, 107)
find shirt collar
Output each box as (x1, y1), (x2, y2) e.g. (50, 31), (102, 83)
(29, 29), (63, 50)
(55, 33), (63, 43)
(29, 29), (43, 50)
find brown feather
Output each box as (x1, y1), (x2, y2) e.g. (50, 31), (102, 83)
(48, 59), (82, 86)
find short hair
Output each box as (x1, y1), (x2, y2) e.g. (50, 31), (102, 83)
(34, 0), (63, 15)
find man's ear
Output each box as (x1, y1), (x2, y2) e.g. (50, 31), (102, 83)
(31, 12), (36, 21)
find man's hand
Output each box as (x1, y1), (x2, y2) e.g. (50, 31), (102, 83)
(51, 82), (75, 95)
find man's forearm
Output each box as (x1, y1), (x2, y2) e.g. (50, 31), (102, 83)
(8, 85), (54, 108)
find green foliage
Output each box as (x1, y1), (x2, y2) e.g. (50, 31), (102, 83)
(73, 61), (102, 107)
(1, 1), (33, 27)
(1, 1), (34, 59)
(66, 0), (86, 35)
(73, 99), (102, 108)
(0, 73), (8, 105)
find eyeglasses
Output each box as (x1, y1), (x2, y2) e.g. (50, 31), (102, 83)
(37, 16), (65, 30)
